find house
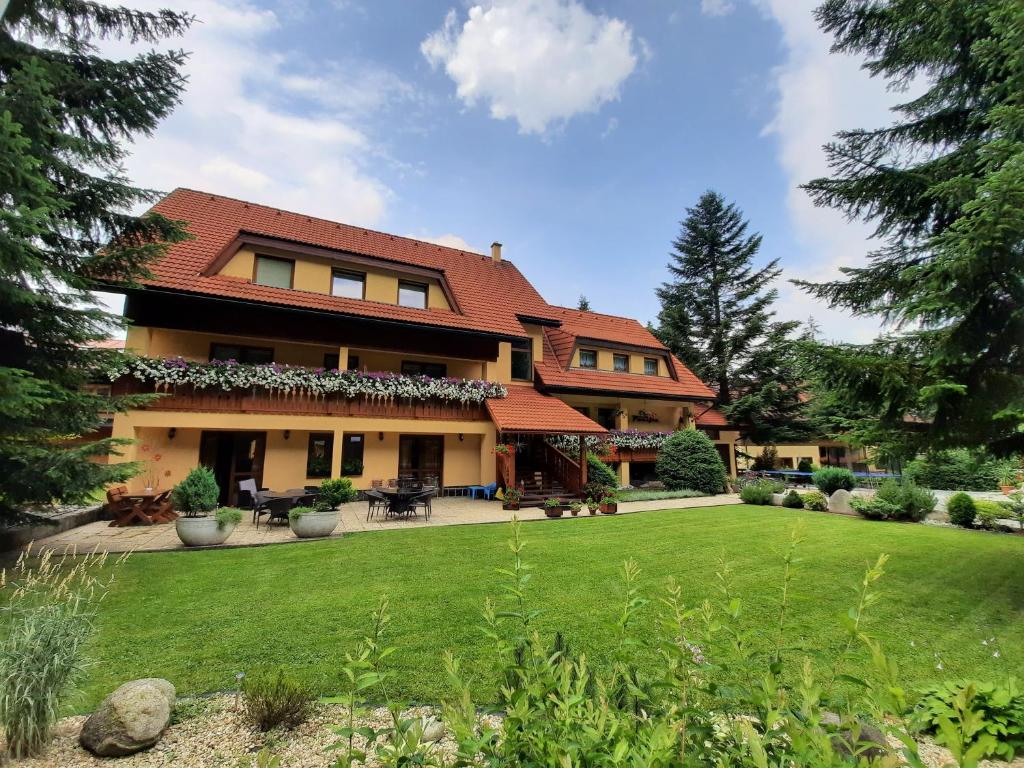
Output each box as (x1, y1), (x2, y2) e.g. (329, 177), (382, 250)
(103, 189), (736, 505)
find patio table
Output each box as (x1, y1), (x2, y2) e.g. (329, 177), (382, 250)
(378, 487), (434, 518)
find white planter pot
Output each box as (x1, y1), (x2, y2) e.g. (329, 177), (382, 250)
(770, 493), (787, 507)
(175, 516), (236, 547)
(289, 509), (340, 539)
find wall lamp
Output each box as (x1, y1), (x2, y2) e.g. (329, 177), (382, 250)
(167, 427), (176, 440)
(458, 433), (464, 442)
(283, 430), (291, 440)
(378, 432), (384, 441)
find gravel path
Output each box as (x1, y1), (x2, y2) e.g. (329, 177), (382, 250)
(9, 695), (1023, 767)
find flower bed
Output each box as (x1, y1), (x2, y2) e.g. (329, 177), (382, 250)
(547, 429), (675, 455)
(108, 356), (507, 405)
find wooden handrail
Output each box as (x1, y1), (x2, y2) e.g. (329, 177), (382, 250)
(495, 450), (515, 489)
(543, 441), (583, 496)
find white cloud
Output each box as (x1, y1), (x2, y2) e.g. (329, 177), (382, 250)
(410, 232), (480, 252)
(421, 0), (641, 135)
(755, 0), (903, 343)
(114, 0), (417, 225)
(701, 0), (735, 16)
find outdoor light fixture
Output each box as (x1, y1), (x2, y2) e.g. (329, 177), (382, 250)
(283, 430), (291, 440)
(378, 432), (384, 441)
(167, 427), (176, 440)
(458, 433), (464, 441)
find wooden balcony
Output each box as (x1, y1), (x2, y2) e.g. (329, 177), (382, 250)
(113, 379), (489, 421)
(613, 448), (660, 463)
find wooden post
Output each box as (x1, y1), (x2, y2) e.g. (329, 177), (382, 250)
(579, 434), (587, 492)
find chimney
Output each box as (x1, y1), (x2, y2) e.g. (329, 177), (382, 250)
(491, 241), (503, 262)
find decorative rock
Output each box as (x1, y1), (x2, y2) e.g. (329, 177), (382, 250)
(821, 711), (888, 759)
(80, 678), (175, 757)
(828, 489), (854, 516)
(420, 715), (445, 743)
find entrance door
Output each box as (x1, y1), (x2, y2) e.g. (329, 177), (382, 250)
(199, 431), (266, 505)
(398, 435), (444, 483)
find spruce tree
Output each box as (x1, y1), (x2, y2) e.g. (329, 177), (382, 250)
(655, 190), (808, 443)
(577, 295), (591, 311)
(0, 2), (192, 519)
(796, 0), (1024, 457)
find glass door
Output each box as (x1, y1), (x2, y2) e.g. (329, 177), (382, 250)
(398, 435), (444, 483)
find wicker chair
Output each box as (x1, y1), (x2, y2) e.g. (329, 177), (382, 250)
(365, 489), (388, 521)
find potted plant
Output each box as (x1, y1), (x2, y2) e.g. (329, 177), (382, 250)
(502, 487), (523, 511)
(288, 504), (340, 538)
(998, 467), (1017, 495)
(569, 500), (583, 517)
(599, 495), (618, 515)
(172, 468), (242, 546)
(318, 477), (357, 509)
(587, 497), (599, 515)
(543, 497), (564, 518)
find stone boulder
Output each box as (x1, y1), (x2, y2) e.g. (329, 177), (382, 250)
(828, 489), (854, 516)
(80, 678), (175, 757)
(821, 712), (888, 759)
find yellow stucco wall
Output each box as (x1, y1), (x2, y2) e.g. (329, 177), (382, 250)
(569, 347), (669, 377)
(222, 248), (450, 310)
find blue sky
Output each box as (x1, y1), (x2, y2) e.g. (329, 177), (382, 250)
(110, 0), (899, 342)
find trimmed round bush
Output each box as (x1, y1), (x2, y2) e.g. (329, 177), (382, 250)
(852, 497), (902, 520)
(812, 467), (856, 495)
(801, 490), (828, 511)
(171, 467), (219, 515)
(782, 489), (804, 508)
(946, 492), (976, 528)
(655, 430), (726, 494)
(587, 453), (618, 489)
(319, 478), (357, 508)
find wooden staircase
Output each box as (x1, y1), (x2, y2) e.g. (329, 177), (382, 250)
(516, 468), (569, 507)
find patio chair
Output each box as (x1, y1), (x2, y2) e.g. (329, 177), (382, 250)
(259, 497), (292, 529)
(365, 489), (388, 521)
(387, 478), (398, 488)
(470, 482), (498, 500)
(238, 479), (259, 510)
(409, 488), (435, 521)
(371, 479), (384, 489)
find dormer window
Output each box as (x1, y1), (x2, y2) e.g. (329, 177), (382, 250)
(254, 255), (293, 289)
(579, 349), (597, 369)
(613, 354), (629, 372)
(332, 269), (365, 299)
(398, 280), (428, 309)
(644, 357), (659, 376)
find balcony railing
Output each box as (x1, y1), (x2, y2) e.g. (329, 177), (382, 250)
(112, 378), (490, 421)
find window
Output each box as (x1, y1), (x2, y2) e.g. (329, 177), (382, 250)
(210, 343), (273, 364)
(332, 270), (365, 299)
(644, 357), (659, 376)
(597, 407), (618, 429)
(341, 434), (364, 476)
(511, 338), (532, 380)
(306, 433), (334, 478)
(613, 354), (629, 372)
(579, 349), (597, 369)
(347, 354), (360, 371)
(574, 406), (591, 418)
(324, 353), (339, 370)
(401, 360), (447, 378)
(254, 255), (293, 289)
(398, 280), (428, 309)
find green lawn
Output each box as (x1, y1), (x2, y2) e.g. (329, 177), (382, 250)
(82, 505), (1024, 710)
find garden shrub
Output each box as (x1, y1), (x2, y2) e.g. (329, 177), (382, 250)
(782, 489), (803, 508)
(586, 452), (618, 489)
(655, 429), (725, 494)
(0, 550), (123, 757)
(946, 492), (976, 528)
(171, 466), (219, 516)
(801, 490), (828, 511)
(751, 446), (778, 471)
(875, 479), (936, 521)
(851, 497), (902, 521)
(739, 479), (774, 505)
(242, 669), (314, 731)
(318, 477), (357, 509)
(797, 457), (817, 474)
(581, 480), (609, 503)
(812, 467), (856, 495)
(904, 449), (1019, 491)
(215, 507), (243, 529)
(975, 503), (1002, 530)
(913, 678), (1024, 762)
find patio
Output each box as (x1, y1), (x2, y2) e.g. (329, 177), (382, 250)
(30, 493), (740, 554)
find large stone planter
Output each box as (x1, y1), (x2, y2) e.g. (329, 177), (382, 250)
(175, 516), (236, 547)
(770, 493), (787, 506)
(289, 509), (339, 538)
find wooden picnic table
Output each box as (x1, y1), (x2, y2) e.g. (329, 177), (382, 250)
(108, 490), (178, 527)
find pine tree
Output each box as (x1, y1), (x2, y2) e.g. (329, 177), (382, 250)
(655, 190), (808, 442)
(796, 0), (1024, 458)
(577, 295), (591, 311)
(0, 2), (192, 519)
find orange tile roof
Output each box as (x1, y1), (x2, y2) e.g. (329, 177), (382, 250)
(547, 306), (666, 348)
(535, 329), (716, 400)
(695, 407), (730, 427)
(486, 386), (607, 434)
(141, 189), (559, 338)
